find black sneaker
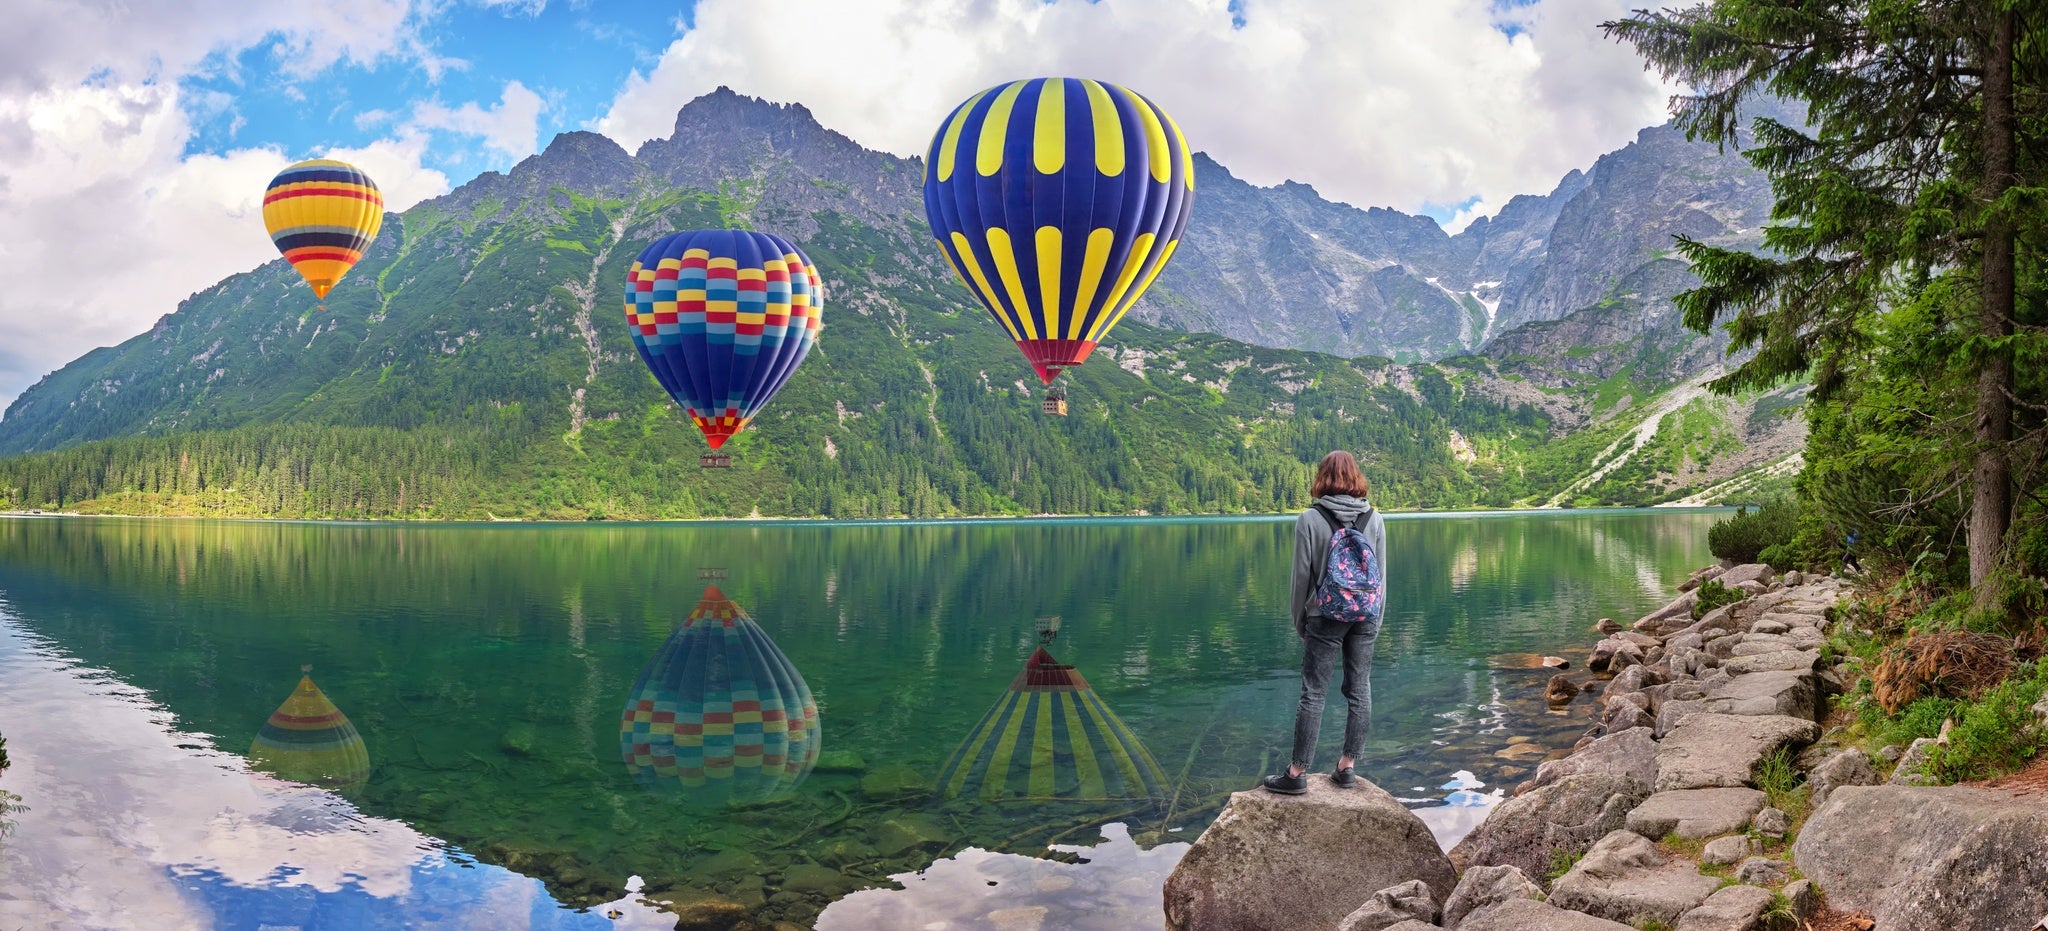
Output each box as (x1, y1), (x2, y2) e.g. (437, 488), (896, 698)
(1331, 766), (1358, 788)
(1260, 771), (1308, 795)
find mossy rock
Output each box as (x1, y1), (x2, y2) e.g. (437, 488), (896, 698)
(500, 723), (538, 756)
(813, 749), (868, 774)
(859, 763), (928, 800)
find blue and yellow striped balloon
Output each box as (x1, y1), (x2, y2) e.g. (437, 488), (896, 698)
(261, 159), (383, 301)
(624, 230), (824, 449)
(247, 669), (371, 790)
(923, 78), (1195, 384)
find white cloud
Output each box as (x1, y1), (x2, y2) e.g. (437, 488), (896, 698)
(0, 0), (454, 411)
(409, 80), (547, 162)
(595, 0), (1674, 228)
(0, 85), (448, 412)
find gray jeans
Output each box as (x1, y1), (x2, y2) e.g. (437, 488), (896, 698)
(1291, 615), (1379, 769)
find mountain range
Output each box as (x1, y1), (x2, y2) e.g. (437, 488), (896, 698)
(0, 89), (1804, 519)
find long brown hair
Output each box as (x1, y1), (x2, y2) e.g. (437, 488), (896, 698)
(1310, 451), (1369, 499)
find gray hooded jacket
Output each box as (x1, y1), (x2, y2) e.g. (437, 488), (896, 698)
(1289, 494), (1386, 634)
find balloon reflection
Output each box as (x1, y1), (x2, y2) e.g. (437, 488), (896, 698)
(247, 664), (371, 790)
(937, 621), (1167, 802)
(619, 583), (821, 804)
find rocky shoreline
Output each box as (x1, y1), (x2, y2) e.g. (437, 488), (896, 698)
(1163, 564), (2048, 931)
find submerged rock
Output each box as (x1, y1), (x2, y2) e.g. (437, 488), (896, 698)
(1794, 784), (2048, 931)
(1162, 776), (1455, 931)
(1548, 830), (1721, 926)
(1545, 674), (1582, 705)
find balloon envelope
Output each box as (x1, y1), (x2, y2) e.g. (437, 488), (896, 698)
(623, 229), (824, 449)
(248, 673), (371, 790)
(936, 647), (1167, 801)
(619, 585), (821, 804)
(261, 159), (384, 300)
(923, 78), (1195, 383)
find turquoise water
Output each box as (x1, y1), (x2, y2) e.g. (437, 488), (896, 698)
(0, 511), (1719, 928)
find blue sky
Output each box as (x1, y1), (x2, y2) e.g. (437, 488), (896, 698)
(0, 0), (1674, 410)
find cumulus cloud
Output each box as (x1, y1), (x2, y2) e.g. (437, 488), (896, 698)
(0, 94), (448, 414)
(0, 0), (455, 411)
(409, 80), (546, 162)
(595, 0), (1674, 231)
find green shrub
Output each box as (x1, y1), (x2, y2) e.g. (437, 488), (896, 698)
(1709, 499), (1800, 565)
(1547, 847), (1584, 881)
(1924, 661), (2048, 782)
(1693, 579), (1744, 619)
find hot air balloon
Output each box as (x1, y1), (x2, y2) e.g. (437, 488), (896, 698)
(624, 229), (823, 467)
(922, 78), (1195, 415)
(620, 584), (821, 804)
(936, 640), (1168, 802)
(248, 665), (371, 790)
(261, 159), (384, 307)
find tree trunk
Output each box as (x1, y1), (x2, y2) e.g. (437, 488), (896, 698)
(1971, 7), (2017, 610)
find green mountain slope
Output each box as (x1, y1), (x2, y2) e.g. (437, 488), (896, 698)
(0, 92), (1795, 519)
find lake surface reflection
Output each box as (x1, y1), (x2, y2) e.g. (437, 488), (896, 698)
(0, 511), (1719, 929)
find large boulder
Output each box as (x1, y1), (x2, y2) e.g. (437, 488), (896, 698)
(1702, 669), (1818, 721)
(1548, 830), (1722, 926)
(1459, 898), (1635, 931)
(1163, 777), (1455, 931)
(1447, 773), (1652, 886)
(1440, 865), (1543, 930)
(1625, 787), (1769, 840)
(1655, 714), (1821, 791)
(1337, 880), (1439, 931)
(1673, 884), (1776, 931)
(1522, 729), (1659, 794)
(1721, 650), (1821, 676)
(1794, 785), (2048, 931)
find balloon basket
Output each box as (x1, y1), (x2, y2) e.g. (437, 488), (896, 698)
(700, 453), (732, 469)
(1041, 384), (1068, 417)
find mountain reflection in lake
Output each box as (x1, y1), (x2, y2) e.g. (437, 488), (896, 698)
(0, 511), (1719, 929)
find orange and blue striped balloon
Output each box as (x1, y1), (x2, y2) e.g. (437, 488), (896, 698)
(261, 159), (384, 301)
(623, 230), (824, 450)
(923, 78), (1196, 384)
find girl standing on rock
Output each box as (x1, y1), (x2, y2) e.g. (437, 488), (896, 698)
(1263, 450), (1387, 794)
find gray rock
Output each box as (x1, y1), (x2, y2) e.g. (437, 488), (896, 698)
(1674, 884), (1777, 931)
(1608, 664), (1664, 696)
(1524, 728), (1659, 794)
(1751, 807), (1789, 839)
(1656, 714), (1821, 791)
(1656, 698), (1707, 738)
(1701, 834), (1756, 865)
(1796, 785), (2048, 931)
(1440, 864), (1543, 930)
(1730, 635), (1804, 656)
(1878, 744), (1903, 763)
(1782, 879), (1819, 919)
(1667, 632), (1705, 653)
(1810, 749), (1879, 806)
(1626, 787), (1769, 840)
(1637, 592), (1700, 629)
(1706, 634), (1745, 660)
(1596, 617), (1623, 634)
(1696, 606), (1739, 635)
(1720, 563), (1776, 588)
(2032, 695), (2048, 734)
(1749, 619), (1790, 635)
(1543, 655), (1570, 669)
(1545, 674), (1581, 705)
(1447, 773), (1653, 888)
(1603, 696), (1653, 734)
(1738, 580), (1767, 596)
(1375, 923), (1438, 931)
(1163, 777), (1456, 931)
(1459, 898), (1635, 931)
(1703, 669), (1818, 721)
(1722, 650), (1821, 676)
(1888, 737), (1941, 786)
(1337, 879), (1440, 931)
(1782, 569), (1804, 586)
(1549, 830), (1722, 926)
(1735, 857), (1788, 885)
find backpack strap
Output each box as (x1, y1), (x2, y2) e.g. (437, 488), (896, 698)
(1312, 503), (1352, 533)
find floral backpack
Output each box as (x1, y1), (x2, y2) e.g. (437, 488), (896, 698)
(1312, 504), (1383, 625)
